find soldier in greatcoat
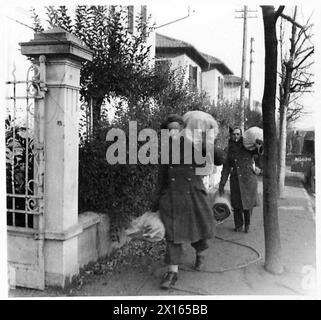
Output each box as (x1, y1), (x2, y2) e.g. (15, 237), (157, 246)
(219, 127), (263, 233)
(151, 114), (225, 289)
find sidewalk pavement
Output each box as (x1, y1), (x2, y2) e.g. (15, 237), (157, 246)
(10, 168), (317, 297)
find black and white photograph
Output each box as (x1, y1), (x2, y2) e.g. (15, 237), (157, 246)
(0, 0), (319, 301)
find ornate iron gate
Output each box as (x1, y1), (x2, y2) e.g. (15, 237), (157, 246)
(6, 56), (47, 290)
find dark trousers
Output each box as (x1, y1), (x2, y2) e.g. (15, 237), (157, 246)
(164, 239), (209, 265)
(233, 208), (252, 229)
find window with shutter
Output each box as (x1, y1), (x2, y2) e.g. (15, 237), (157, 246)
(217, 76), (224, 100)
(193, 66), (198, 91)
(189, 65), (193, 91)
(189, 66), (198, 91)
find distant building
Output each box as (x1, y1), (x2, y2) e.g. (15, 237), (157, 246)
(223, 75), (249, 103)
(155, 33), (208, 92)
(155, 33), (238, 105)
(252, 100), (262, 113)
(200, 52), (233, 104)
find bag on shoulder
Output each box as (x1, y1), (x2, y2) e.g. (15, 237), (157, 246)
(243, 127), (263, 151)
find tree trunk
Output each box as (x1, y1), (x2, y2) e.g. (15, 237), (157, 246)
(278, 100), (287, 198)
(278, 68), (290, 199)
(277, 7), (297, 198)
(261, 6), (284, 274)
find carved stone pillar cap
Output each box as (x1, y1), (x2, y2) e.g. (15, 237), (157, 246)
(20, 27), (93, 62)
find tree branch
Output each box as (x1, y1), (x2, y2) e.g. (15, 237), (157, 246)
(291, 77), (313, 85)
(287, 101), (305, 123)
(290, 81), (314, 93)
(296, 46), (314, 57)
(279, 12), (304, 29)
(292, 68), (314, 82)
(275, 6), (285, 19)
(292, 48), (314, 70)
(294, 28), (305, 49)
(289, 93), (303, 105)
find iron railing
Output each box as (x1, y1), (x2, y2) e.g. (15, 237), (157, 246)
(6, 56), (46, 230)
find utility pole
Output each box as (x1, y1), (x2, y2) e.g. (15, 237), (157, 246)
(240, 5), (247, 132)
(249, 37), (254, 110)
(236, 6), (257, 131)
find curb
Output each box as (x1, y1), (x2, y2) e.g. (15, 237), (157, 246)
(301, 182), (315, 222)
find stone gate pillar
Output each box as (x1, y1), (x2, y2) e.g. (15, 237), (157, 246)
(20, 27), (93, 287)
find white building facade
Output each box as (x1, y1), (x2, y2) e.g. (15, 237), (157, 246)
(155, 33), (235, 105)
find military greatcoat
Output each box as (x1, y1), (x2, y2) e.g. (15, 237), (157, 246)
(152, 139), (226, 244)
(219, 138), (260, 210)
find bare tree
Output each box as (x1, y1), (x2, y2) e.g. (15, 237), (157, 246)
(277, 7), (314, 198)
(261, 5), (285, 274)
(287, 102), (310, 124)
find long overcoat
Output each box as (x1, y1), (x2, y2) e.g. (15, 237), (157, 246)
(152, 139), (225, 244)
(219, 138), (260, 210)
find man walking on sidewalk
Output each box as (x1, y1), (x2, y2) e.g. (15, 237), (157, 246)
(219, 127), (262, 233)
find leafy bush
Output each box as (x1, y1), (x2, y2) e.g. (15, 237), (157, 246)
(32, 5), (156, 132)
